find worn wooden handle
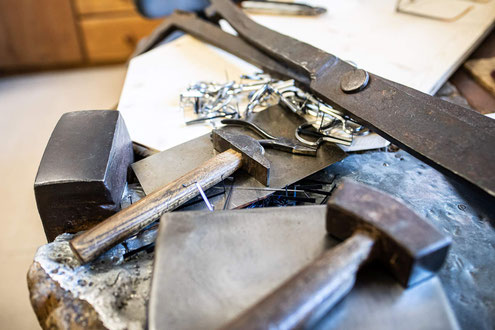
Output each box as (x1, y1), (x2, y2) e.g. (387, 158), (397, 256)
(70, 149), (243, 264)
(223, 232), (375, 330)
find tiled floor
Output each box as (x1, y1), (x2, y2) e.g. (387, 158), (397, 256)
(0, 65), (127, 329)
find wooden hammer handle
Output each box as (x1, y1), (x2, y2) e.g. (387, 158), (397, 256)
(70, 149), (243, 264)
(223, 232), (375, 330)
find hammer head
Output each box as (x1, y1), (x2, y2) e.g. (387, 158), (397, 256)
(35, 110), (134, 241)
(326, 180), (451, 287)
(212, 129), (270, 186)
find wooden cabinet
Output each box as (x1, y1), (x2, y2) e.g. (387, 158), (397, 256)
(74, 0), (136, 14)
(79, 15), (161, 63)
(74, 0), (162, 63)
(0, 0), (83, 69)
(0, 0), (162, 70)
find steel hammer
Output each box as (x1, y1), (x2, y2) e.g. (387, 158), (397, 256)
(224, 180), (451, 329)
(70, 129), (270, 263)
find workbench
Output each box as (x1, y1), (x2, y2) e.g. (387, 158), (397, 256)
(28, 94), (495, 328)
(27, 2), (495, 328)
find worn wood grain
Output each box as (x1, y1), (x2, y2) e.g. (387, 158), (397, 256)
(70, 149), (243, 263)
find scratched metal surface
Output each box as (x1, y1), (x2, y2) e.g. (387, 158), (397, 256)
(321, 150), (495, 330)
(132, 105), (346, 209)
(32, 149), (494, 329)
(150, 206), (458, 330)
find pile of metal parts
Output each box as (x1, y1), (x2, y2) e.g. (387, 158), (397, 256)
(29, 0), (495, 329)
(180, 72), (367, 148)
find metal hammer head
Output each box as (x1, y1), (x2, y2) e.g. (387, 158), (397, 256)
(327, 180), (451, 287)
(212, 129), (270, 186)
(34, 110), (134, 241)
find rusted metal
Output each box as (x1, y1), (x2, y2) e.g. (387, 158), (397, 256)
(212, 130), (271, 185)
(137, 6), (495, 199)
(134, 11), (306, 84)
(206, 0), (495, 198)
(223, 180), (451, 329)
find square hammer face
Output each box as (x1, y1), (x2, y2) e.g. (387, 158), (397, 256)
(34, 111), (134, 242)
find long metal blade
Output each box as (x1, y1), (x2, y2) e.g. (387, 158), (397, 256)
(134, 11), (308, 84)
(206, 0), (495, 198)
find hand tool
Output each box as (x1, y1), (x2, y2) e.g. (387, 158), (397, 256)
(34, 110), (134, 242)
(136, 5), (495, 199)
(149, 194), (456, 330)
(240, 1), (326, 16)
(221, 118), (317, 155)
(69, 130), (270, 263)
(134, 0), (325, 18)
(223, 180), (451, 329)
(295, 122), (353, 147)
(132, 104), (346, 211)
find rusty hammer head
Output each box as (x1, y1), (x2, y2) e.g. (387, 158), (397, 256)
(212, 129), (270, 186)
(327, 180), (451, 287)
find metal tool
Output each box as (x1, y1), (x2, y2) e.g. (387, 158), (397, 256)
(296, 122), (353, 147)
(134, 0), (326, 18)
(221, 118), (317, 155)
(149, 188), (457, 330)
(136, 6), (495, 199)
(131, 105), (346, 212)
(34, 110), (134, 242)
(69, 130), (270, 263)
(223, 180), (451, 329)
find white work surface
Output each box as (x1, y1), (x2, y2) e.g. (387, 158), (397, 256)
(118, 0), (495, 151)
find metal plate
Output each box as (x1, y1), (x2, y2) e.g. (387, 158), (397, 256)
(131, 105), (346, 210)
(149, 206), (458, 330)
(321, 150), (495, 329)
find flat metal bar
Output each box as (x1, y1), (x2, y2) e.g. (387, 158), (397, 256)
(134, 11), (308, 84)
(208, 0), (335, 79)
(206, 0), (495, 198)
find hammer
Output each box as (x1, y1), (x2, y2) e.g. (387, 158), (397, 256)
(223, 180), (451, 329)
(70, 129), (270, 263)
(35, 110), (134, 242)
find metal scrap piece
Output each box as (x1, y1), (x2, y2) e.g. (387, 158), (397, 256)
(132, 104), (346, 209)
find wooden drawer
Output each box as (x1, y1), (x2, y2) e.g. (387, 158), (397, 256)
(75, 0), (136, 15)
(79, 15), (161, 63)
(0, 0), (83, 69)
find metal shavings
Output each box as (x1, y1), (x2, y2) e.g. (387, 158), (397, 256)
(179, 72), (365, 147)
